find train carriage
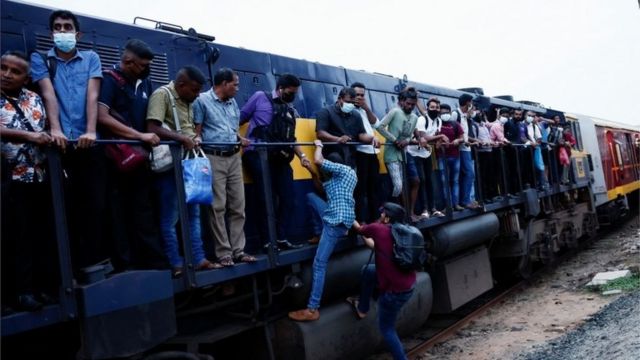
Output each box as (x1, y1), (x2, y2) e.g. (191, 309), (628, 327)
(1, 1), (637, 359)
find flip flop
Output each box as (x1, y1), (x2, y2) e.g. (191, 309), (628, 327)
(346, 296), (366, 320)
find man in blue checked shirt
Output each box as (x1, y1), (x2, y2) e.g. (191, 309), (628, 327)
(288, 139), (357, 322)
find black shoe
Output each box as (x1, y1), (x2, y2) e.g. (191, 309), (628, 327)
(277, 239), (303, 250)
(16, 294), (43, 312)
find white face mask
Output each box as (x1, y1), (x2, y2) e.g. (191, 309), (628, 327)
(341, 102), (355, 114)
(499, 116), (508, 124)
(441, 113), (451, 121)
(53, 32), (77, 52)
(526, 116), (534, 124)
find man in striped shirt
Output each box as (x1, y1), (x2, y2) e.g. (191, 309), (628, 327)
(288, 140), (357, 321)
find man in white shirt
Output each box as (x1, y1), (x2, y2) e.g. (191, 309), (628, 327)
(351, 82), (381, 223)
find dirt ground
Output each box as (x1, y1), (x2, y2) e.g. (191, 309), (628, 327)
(413, 214), (640, 360)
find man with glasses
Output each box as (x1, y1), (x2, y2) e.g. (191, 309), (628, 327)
(97, 39), (167, 271)
(30, 10), (106, 271)
(316, 87), (377, 169)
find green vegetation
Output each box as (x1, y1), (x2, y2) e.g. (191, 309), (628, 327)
(593, 274), (640, 293)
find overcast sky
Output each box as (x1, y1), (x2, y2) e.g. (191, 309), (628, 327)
(24, 0), (640, 125)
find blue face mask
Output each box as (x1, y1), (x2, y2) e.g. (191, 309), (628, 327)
(53, 32), (77, 53)
(341, 102), (355, 114)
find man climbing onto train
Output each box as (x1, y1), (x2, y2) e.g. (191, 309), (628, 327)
(147, 66), (221, 277)
(288, 139), (357, 321)
(350, 202), (416, 360)
(30, 9), (107, 271)
(240, 74), (311, 251)
(194, 68), (256, 266)
(97, 39), (167, 271)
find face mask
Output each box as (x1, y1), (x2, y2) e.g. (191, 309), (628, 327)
(526, 116), (534, 123)
(280, 90), (295, 103)
(499, 116), (508, 124)
(427, 110), (439, 119)
(341, 102), (355, 114)
(441, 113), (451, 122)
(53, 32), (77, 53)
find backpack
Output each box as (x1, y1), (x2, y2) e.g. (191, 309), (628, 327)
(390, 223), (427, 271)
(27, 50), (57, 95)
(250, 91), (296, 162)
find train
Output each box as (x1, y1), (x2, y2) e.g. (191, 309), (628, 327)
(1, 1), (639, 359)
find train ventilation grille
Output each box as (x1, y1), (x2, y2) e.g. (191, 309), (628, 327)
(35, 35), (170, 84)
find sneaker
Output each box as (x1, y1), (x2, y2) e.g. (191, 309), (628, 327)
(465, 201), (481, 210)
(454, 205), (465, 211)
(288, 308), (320, 322)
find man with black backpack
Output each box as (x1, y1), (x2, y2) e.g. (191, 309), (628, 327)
(97, 39), (166, 271)
(240, 74), (310, 250)
(350, 203), (419, 360)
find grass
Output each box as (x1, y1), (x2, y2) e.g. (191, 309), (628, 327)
(596, 274), (640, 293)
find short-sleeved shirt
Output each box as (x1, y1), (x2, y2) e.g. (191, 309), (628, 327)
(316, 104), (366, 166)
(438, 121), (463, 158)
(146, 81), (196, 137)
(321, 159), (357, 227)
(359, 223), (417, 293)
(477, 122), (492, 152)
(30, 48), (102, 139)
(490, 121), (506, 143)
(406, 115), (430, 158)
(193, 89), (240, 151)
(1, 88), (47, 182)
(355, 107), (380, 154)
(98, 65), (152, 132)
(240, 90), (298, 151)
(377, 107), (418, 163)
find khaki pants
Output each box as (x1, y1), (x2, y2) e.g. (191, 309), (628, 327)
(205, 152), (246, 258)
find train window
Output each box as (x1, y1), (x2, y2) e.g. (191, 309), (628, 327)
(615, 142), (624, 170)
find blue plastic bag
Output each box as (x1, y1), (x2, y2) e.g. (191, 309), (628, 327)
(533, 146), (544, 171)
(182, 149), (213, 205)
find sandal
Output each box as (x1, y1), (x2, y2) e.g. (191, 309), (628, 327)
(196, 259), (223, 270)
(234, 253), (257, 263)
(420, 211), (430, 219)
(218, 256), (235, 267)
(431, 210), (445, 217)
(346, 296), (366, 319)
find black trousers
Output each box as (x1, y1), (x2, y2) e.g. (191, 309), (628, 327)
(107, 165), (168, 271)
(62, 146), (108, 270)
(1, 181), (56, 298)
(477, 150), (496, 200)
(355, 151), (380, 223)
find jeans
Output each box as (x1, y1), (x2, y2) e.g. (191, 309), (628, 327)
(306, 192), (327, 236)
(357, 263), (377, 314)
(156, 171), (206, 267)
(441, 157), (460, 207)
(460, 150), (475, 205)
(378, 290), (414, 360)
(307, 222), (348, 309)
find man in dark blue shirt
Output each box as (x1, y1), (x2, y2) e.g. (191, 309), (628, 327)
(97, 39), (166, 271)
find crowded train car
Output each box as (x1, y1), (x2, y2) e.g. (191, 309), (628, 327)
(1, 1), (638, 359)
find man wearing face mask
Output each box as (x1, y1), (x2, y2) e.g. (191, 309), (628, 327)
(97, 39), (166, 271)
(452, 94), (481, 210)
(30, 10), (107, 271)
(316, 87), (376, 169)
(241, 74), (311, 251)
(436, 104), (464, 210)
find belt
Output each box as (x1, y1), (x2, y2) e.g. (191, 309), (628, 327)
(204, 147), (240, 157)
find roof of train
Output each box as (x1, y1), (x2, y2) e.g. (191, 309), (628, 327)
(566, 113), (640, 133)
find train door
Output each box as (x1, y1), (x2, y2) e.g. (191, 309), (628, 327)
(606, 131), (623, 186)
(625, 133), (640, 180)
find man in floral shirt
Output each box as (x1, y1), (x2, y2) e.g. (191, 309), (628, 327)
(1, 51), (54, 312)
